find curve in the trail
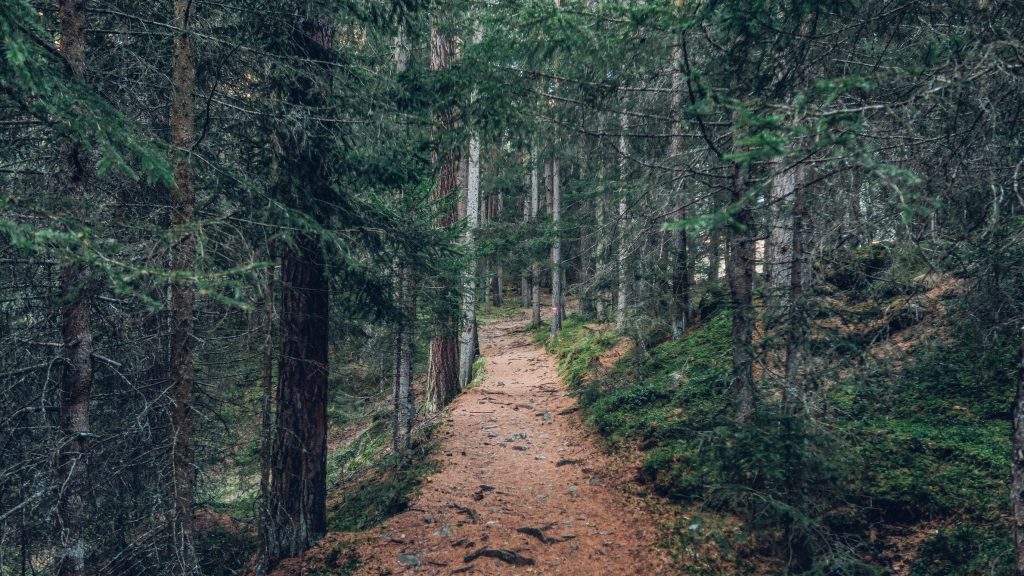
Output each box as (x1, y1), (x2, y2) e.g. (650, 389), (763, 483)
(354, 316), (666, 575)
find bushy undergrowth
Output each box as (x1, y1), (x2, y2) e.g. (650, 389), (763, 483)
(533, 317), (618, 387)
(546, 288), (1015, 574)
(197, 355), (439, 574)
(328, 447), (439, 533)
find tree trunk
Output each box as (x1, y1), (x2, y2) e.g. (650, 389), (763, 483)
(595, 196), (608, 321)
(389, 25), (417, 463)
(1013, 326), (1024, 575)
(560, 266), (567, 321)
(530, 149), (542, 327)
(55, 3), (93, 575)
(783, 176), (807, 414)
(521, 191), (530, 308)
(492, 266), (503, 307)
(521, 275), (529, 307)
(550, 156), (563, 338)
(269, 233), (328, 561)
(767, 165), (800, 311)
(426, 26), (460, 411)
(267, 12), (334, 564)
(459, 132), (481, 389)
(668, 44), (690, 340)
(169, 0), (198, 570)
(615, 114), (630, 331)
(544, 161), (553, 214)
(727, 164), (756, 424)
(670, 227), (691, 340)
(256, 266), (275, 576)
(578, 158), (595, 319)
(709, 226), (721, 282)
(393, 265), (416, 460)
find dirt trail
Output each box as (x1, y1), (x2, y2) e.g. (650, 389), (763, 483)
(354, 316), (667, 575)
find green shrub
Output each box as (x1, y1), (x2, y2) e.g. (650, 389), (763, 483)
(196, 526), (257, 576)
(825, 243), (894, 291)
(911, 524), (1012, 576)
(545, 316), (618, 387)
(328, 454), (438, 533)
(548, 288), (1012, 574)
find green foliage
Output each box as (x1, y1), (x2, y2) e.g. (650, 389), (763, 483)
(327, 452), (438, 533)
(195, 526), (257, 576)
(0, 0), (171, 184)
(542, 316), (618, 388)
(548, 292), (1014, 574)
(328, 418), (392, 483)
(833, 319), (1012, 528)
(310, 540), (362, 576)
(479, 302), (524, 323)
(824, 243), (894, 292)
(467, 355), (487, 389)
(911, 525), (1012, 576)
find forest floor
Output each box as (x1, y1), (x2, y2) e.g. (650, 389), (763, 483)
(350, 314), (670, 575)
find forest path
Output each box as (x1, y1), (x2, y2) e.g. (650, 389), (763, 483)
(353, 314), (667, 575)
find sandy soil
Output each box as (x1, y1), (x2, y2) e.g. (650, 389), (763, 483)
(352, 316), (667, 575)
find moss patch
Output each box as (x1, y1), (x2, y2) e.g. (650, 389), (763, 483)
(546, 302), (1015, 574)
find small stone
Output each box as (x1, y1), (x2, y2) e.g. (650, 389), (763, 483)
(423, 516), (433, 524)
(397, 554), (421, 566)
(534, 455), (546, 461)
(513, 445), (528, 451)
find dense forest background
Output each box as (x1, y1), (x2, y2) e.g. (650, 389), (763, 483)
(2, 0), (1024, 574)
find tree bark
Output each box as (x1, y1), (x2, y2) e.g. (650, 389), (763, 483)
(670, 227), (691, 340)
(550, 156), (563, 338)
(459, 132), (481, 389)
(668, 44), (691, 340)
(615, 113), (630, 331)
(492, 265), (503, 307)
(266, 12), (334, 564)
(595, 196), (608, 321)
(256, 266), (275, 576)
(521, 190), (530, 308)
(55, 3), (93, 575)
(389, 26), (417, 463)
(766, 165), (800, 309)
(169, 0), (198, 570)
(426, 26), (460, 411)
(727, 164), (756, 424)
(578, 148), (595, 319)
(530, 148), (542, 327)
(393, 266), (416, 460)
(709, 226), (721, 282)
(1014, 326), (1024, 575)
(783, 176), (807, 414)
(269, 233), (328, 561)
